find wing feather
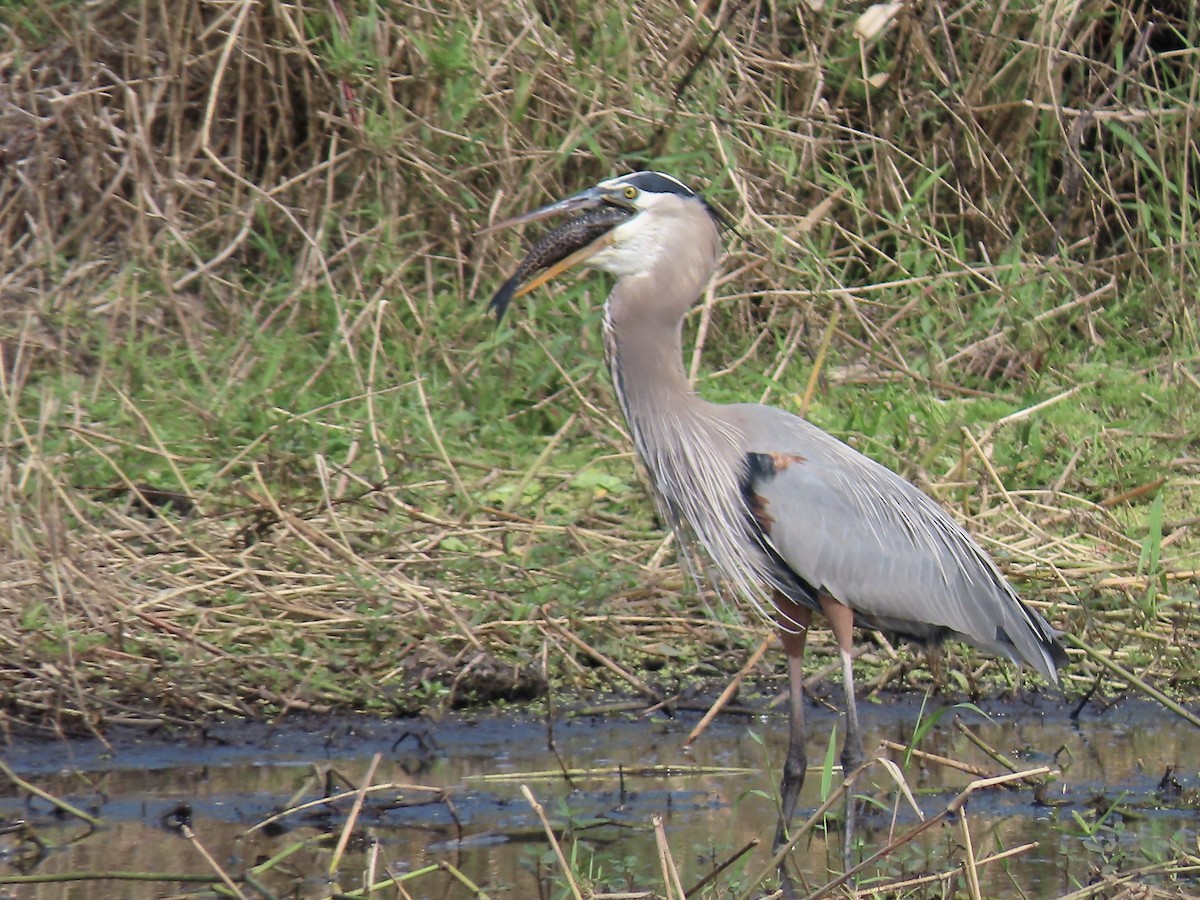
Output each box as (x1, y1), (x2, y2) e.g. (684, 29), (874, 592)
(731, 404), (1064, 681)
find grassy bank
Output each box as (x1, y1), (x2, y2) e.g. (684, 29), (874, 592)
(3, 1), (1200, 897)
(0, 0), (1197, 733)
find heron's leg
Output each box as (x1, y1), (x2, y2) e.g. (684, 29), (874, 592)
(819, 591), (863, 874)
(818, 593), (863, 773)
(773, 596), (812, 852)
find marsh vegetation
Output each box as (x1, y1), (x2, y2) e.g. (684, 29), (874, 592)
(1, 0), (1198, 896)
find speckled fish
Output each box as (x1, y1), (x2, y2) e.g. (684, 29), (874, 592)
(486, 205), (632, 321)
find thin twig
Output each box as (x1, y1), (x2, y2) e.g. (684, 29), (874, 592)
(542, 617), (663, 703)
(329, 753), (382, 875)
(181, 825), (247, 900)
(521, 785), (584, 900)
(653, 814), (687, 900)
(684, 633), (772, 747)
(805, 767), (1051, 900)
(1064, 633), (1200, 730)
(0, 759), (103, 827)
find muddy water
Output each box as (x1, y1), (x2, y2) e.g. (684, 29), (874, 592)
(1, 695), (1197, 899)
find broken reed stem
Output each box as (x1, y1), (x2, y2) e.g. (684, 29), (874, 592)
(0, 872), (225, 886)
(653, 814), (687, 900)
(542, 616), (663, 703)
(432, 585), (487, 651)
(806, 766), (1051, 900)
(248, 839), (320, 877)
(684, 838), (759, 898)
(1054, 859), (1200, 900)
(953, 722), (1017, 771)
(952, 720), (1054, 786)
(851, 842), (1038, 896)
(878, 738), (998, 780)
(181, 824), (247, 900)
(471, 763), (755, 782)
(683, 633), (772, 747)
(736, 763), (861, 900)
(959, 815), (982, 900)
(438, 862), (491, 899)
(501, 411), (577, 513)
(328, 752), (382, 875)
(245, 783), (438, 836)
(327, 863), (443, 899)
(415, 377), (472, 509)
(521, 784), (584, 900)
(1100, 476), (1167, 508)
(1064, 633), (1200, 730)
(0, 759), (104, 827)
(798, 306), (841, 417)
(364, 833), (381, 891)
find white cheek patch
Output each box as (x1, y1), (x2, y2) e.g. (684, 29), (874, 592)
(589, 198), (672, 276)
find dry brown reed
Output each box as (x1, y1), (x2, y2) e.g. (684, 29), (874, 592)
(0, 0), (1196, 740)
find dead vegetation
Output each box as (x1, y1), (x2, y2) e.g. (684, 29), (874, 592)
(0, 0), (1197, 743)
(1, 4), (1200, 897)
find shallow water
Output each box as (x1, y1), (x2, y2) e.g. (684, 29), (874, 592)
(1, 694), (1198, 898)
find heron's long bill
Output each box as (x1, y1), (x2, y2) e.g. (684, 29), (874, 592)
(486, 204), (630, 320)
(477, 190), (600, 234)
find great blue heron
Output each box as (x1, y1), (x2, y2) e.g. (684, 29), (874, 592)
(483, 170), (1067, 845)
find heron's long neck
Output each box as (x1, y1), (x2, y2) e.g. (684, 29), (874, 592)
(602, 275), (773, 615)
(604, 292), (694, 418)
(602, 269), (714, 456)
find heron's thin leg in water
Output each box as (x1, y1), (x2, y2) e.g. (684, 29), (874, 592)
(821, 592), (864, 873)
(774, 597), (812, 851)
(820, 593), (864, 772)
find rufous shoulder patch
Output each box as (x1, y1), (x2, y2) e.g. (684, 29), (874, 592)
(769, 452), (807, 470)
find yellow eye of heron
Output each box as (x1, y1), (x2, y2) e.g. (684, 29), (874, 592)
(623, 185), (638, 200)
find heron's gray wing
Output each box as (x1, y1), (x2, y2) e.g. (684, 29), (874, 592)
(733, 407), (1062, 681)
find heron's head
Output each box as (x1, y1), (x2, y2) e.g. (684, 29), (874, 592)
(482, 171), (724, 320)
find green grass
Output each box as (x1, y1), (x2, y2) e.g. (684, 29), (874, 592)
(2, 2), (1200, 896)
(1, 0), (1198, 780)
(11, 227), (1195, 720)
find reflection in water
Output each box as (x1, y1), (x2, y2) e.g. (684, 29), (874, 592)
(0, 696), (1197, 898)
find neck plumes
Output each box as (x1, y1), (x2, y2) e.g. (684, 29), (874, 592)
(602, 269), (774, 618)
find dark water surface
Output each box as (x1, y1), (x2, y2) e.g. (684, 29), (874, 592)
(1, 694), (1198, 898)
